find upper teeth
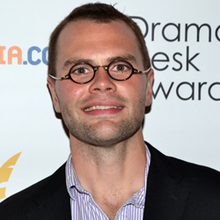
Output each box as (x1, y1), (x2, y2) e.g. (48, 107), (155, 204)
(84, 106), (122, 111)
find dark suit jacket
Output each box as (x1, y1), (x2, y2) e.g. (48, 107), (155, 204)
(1, 142), (220, 219)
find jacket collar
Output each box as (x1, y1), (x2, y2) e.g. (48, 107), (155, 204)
(143, 142), (189, 219)
(28, 164), (71, 220)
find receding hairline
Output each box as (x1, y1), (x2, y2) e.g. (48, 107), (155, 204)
(56, 18), (141, 45)
(55, 18), (146, 71)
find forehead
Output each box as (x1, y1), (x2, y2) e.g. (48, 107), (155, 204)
(56, 19), (143, 72)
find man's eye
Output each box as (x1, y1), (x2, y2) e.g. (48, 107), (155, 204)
(71, 65), (92, 75)
(74, 67), (87, 74)
(117, 65), (126, 71)
(112, 64), (129, 72)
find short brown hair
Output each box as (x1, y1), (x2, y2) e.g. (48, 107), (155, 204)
(48, 3), (150, 76)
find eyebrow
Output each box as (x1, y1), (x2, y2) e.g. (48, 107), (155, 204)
(62, 54), (138, 70)
(106, 54), (137, 65)
(62, 58), (93, 70)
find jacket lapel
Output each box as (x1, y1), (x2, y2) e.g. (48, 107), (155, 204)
(143, 144), (189, 220)
(28, 164), (71, 220)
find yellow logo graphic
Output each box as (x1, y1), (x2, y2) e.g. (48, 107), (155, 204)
(0, 152), (21, 200)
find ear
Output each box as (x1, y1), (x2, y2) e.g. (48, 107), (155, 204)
(47, 77), (61, 113)
(145, 69), (154, 107)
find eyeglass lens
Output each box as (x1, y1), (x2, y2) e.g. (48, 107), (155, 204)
(69, 60), (134, 83)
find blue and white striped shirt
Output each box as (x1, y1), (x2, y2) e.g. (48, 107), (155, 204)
(65, 146), (151, 220)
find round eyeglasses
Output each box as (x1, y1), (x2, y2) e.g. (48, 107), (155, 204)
(48, 60), (151, 84)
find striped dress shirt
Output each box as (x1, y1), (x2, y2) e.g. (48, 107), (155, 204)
(65, 145), (151, 220)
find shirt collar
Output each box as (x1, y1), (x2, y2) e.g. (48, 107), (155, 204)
(65, 143), (151, 206)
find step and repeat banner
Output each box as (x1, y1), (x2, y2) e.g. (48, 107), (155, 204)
(0, 0), (219, 200)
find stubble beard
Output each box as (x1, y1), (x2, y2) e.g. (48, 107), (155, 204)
(61, 99), (146, 148)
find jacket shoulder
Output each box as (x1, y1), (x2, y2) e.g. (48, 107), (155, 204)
(169, 155), (220, 193)
(145, 142), (220, 219)
(147, 142), (220, 186)
(0, 163), (68, 219)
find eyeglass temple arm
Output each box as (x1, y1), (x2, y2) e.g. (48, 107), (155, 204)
(48, 74), (68, 80)
(140, 67), (151, 74)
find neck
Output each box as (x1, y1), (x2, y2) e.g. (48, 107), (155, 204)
(69, 129), (147, 213)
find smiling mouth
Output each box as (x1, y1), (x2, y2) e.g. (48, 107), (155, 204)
(84, 105), (123, 112)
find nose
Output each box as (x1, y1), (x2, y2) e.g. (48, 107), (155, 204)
(89, 66), (116, 93)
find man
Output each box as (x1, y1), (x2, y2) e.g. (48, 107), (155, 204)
(1, 3), (220, 220)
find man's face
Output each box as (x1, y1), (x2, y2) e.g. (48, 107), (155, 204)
(48, 20), (153, 147)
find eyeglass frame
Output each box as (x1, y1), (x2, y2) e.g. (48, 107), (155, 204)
(48, 59), (151, 85)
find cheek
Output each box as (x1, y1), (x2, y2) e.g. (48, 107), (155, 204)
(134, 79), (148, 108)
(120, 77), (147, 106)
(128, 76), (147, 97)
(56, 82), (85, 108)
